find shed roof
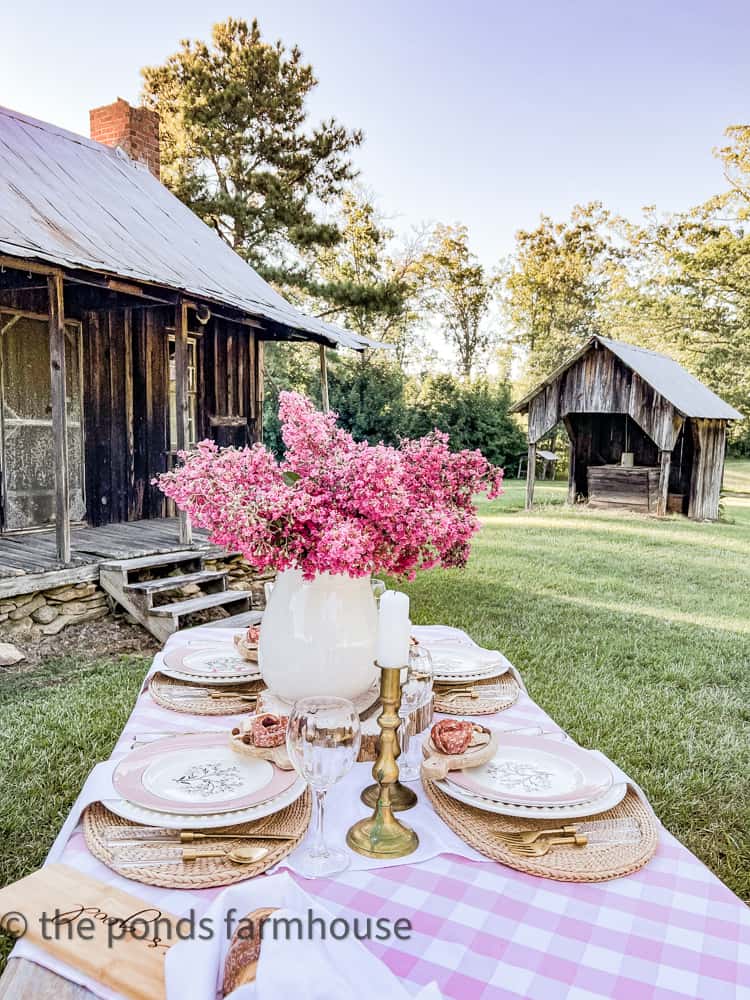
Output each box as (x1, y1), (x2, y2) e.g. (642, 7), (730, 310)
(0, 105), (385, 352)
(512, 335), (743, 421)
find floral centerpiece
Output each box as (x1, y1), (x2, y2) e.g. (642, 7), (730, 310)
(157, 392), (504, 701)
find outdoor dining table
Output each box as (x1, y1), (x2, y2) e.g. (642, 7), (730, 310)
(3, 621), (750, 1000)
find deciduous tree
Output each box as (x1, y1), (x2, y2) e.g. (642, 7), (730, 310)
(418, 225), (495, 378)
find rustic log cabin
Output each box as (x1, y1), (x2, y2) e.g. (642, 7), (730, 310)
(0, 99), (383, 637)
(512, 336), (742, 522)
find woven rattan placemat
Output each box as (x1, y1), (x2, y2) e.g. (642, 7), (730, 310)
(148, 671), (266, 716)
(83, 792), (311, 889)
(422, 777), (658, 881)
(433, 671), (519, 716)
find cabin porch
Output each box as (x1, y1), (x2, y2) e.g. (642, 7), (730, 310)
(0, 517), (225, 596)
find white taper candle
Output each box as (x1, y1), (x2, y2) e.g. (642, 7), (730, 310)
(375, 590), (411, 668)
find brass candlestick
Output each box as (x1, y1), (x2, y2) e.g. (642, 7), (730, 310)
(346, 663), (419, 859)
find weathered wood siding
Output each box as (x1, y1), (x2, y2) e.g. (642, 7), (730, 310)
(688, 419), (726, 521)
(202, 318), (263, 446)
(79, 309), (262, 527)
(82, 308), (168, 525)
(0, 282), (265, 531)
(527, 344), (684, 451)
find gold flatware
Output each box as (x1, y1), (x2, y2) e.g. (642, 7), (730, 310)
(128, 729), (224, 748)
(106, 830), (294, 846)
(182, 830), (293, 843)
(185, 845), (270, 864)
(495, 824), (579, 846)
(507, 834), (588, 857)
(116, 845), (270, 868)
(496, 818), (640, 847)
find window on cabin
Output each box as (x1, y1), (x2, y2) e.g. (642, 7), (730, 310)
(168, 336), (199, 449)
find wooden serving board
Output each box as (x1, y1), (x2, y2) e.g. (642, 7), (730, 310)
(0, 864), (176, 1000)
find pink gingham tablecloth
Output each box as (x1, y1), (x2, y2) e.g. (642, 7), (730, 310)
(12, 628), (750, 1000)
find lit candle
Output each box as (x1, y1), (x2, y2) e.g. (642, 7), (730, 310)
(376, 590), (411, 668)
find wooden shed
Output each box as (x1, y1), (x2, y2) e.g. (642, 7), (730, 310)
(511, 336), (742, 521)
(0, 99), (383, 585)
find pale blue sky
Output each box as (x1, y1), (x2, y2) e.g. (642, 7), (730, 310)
(1, 0), (748, 263)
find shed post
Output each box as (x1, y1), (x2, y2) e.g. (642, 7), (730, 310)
(48, 272), (71, 563)
(319, 344), (330, 413)
(174, 298), (192, 545)
(656, 450), (671, 517)
(563, 417), (576, 505)
(688, 419), (726, 521)
(525, 442), (537, 510)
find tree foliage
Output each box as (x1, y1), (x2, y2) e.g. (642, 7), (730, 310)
(142, 18), (362, 279)
(418, 225), (496, 378)
(503, 202), (621, 385)
(304, 192), (428, 365)
(262, 343), (523, 466)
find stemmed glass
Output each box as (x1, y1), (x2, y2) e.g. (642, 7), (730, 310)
(286, 696), (361, 878)
(370, 578), (387, 606)
(398, 642), (434, 781)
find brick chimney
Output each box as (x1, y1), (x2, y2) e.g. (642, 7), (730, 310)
(89, 98), (160, 179)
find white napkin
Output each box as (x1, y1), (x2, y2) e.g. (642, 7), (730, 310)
(45, 760), (119, 863)
(165, 872), (442, 1000)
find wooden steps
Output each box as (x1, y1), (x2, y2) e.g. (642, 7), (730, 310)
(124, 570), (228, 595)
(99, 551), (252, 643)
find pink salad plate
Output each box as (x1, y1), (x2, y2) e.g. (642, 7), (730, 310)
(161, 645), (260, 678)
(447, 733), (614, 806)
(113, 732), (297, 815)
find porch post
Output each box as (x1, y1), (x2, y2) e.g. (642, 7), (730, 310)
(319, 344), (330, 413)
(525, 442), (537, 511)
(174, 298), (192, 545)
(656, 450), (671, 517)
(48, 272), (71, 563)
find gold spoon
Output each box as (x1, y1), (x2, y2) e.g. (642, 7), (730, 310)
(116, 845), (271, 868)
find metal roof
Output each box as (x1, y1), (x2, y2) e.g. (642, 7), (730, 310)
(513, 335), (743, 420)
(0, 105), (387, 352)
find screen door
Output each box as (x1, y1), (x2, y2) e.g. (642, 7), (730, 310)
(0, 313), (86, 531)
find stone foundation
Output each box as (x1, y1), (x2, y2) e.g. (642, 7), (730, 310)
(204, 556), (275, 609)
(0, 581), (110, 639)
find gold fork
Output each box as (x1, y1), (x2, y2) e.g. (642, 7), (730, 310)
(507, 834), (588, 857)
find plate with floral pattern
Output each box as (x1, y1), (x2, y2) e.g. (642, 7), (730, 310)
(446, 734), (614, 806)
(436, 776), (628, 819)
(161, 646), (260, 679)
(113, 733), (298, 815)
(105, 774), (307, 830)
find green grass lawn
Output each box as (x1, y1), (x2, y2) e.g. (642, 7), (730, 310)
(1, 461), (749, 971)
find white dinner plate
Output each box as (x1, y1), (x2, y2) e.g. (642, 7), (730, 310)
(432, 665), (508, 684)
(103, 775), (308, 829)
(159, 666), (260, 686)
(446, 734), (614, 806)
(436, 776), (628, 819)
(423, 640), (508, 678)
(112, 733), (298, 815)
(162, 646), (260, 679)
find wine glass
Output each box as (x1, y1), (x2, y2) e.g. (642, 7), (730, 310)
(370, 578), (387, 606)
(398, 642), (434, 781)
(286, 696), (361, 878)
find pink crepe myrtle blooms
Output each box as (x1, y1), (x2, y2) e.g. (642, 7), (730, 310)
(156, 392), (504, 580)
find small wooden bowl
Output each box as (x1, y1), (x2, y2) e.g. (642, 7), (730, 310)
(421, 723), (499, 780)
(229, 717), (294, 770)
(233, 634), (259, 663)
